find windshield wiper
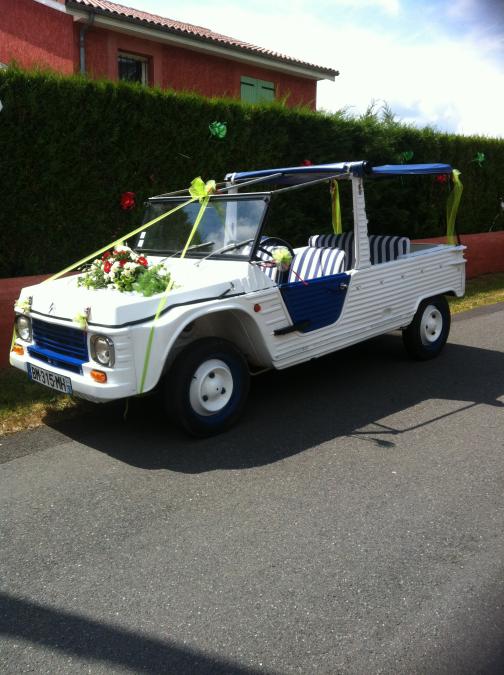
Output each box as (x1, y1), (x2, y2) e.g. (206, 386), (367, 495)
(195, 238), (255, 266)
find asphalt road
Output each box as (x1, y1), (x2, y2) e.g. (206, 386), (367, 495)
(1, 304), (503, 675)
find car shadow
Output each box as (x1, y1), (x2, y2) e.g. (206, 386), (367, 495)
(45, 332), (504, 473)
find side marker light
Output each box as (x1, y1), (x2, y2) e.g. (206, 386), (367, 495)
(12, 344), (24, 355)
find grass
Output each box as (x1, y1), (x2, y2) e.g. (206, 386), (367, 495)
(0, 367), (83, 436)
(448, 272), (504, 314)
(0, 273), (502, 437)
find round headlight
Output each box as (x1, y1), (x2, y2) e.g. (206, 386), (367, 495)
(91, 335), (115, 367)
(15, 315), (32, 342)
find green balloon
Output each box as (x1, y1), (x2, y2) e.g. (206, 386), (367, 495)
(209, 121), (227, 139)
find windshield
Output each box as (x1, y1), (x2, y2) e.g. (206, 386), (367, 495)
(132, 197), (268, 258)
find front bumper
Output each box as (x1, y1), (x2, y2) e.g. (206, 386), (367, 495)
(10, 342), (137, 403)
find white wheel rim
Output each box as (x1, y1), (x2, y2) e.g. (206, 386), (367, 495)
(420, 305), (443, 345)
(189, 359), (234, 416)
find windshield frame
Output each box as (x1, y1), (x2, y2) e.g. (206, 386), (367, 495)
(132, 192), (271, 261)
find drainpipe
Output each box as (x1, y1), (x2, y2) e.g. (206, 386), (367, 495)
(79, 12), (95, 75)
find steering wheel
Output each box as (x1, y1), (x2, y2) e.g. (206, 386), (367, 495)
(256, 236), (295, 260)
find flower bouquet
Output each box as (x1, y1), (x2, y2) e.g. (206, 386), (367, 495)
(77, 246), (173, 297)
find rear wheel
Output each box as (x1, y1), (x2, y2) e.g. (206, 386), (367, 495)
(402, 296), (451, 360)
(166, 337), (250, 437)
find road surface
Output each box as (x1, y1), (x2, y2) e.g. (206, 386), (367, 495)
(1, 304), (503, 674)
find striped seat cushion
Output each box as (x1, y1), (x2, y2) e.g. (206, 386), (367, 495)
(369, 235), (410, 263)
(308, 233), (410, 266)
(288, 246), (345, 283)
(308, 233), (355, 269)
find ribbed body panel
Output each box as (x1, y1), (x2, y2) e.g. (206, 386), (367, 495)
(270, 247), (465, 367)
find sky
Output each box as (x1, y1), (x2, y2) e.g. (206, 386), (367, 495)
(116, 0), (503, 138)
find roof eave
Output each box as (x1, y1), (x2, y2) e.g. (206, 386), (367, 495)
(66, 3), (338, 81)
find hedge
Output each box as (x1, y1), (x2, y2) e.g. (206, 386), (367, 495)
(1, 68), (503, 277)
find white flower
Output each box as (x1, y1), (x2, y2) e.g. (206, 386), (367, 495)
(114, 245), (131, 255)
(124, 262), (138, 271)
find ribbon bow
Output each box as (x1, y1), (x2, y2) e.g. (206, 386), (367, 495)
(471, 152), (485, 167)
(209, 121), (227, 139)
(400, 150), (414, 162)
(271, 247), (293, 271)
(189, 177), (216, 202)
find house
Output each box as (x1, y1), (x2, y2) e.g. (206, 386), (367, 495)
(0, 0), (338, 109)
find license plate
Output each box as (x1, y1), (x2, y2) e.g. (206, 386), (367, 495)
(27, 364), (73, 394)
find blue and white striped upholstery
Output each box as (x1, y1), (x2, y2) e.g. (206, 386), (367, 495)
(368, 235), (410, 264)
(288, 246), (345, 283)
(308, 233), (410, 268)
(256, 245), (279, 281)
(309, 233), (355, 269)
(243, 241), (279, 281)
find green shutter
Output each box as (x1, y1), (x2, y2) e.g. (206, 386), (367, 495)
(240, 76), (275, 103)
(241, 76), (258, 103)
(257, 79), (275, 102)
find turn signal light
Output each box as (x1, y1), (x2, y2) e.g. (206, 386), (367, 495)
(90, 369), (107, 384)
(11, 344), (24, 356)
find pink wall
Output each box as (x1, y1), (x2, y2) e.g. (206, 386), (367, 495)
(0, 0), (76, 73)
(0, 1), (317, 108)
(415, 232), (504, 280)
(84, 26), (317, 108)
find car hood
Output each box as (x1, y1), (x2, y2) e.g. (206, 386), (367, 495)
(18, 273), (246, 328)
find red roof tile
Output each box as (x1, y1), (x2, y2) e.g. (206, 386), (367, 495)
(66, 0), (338, 78)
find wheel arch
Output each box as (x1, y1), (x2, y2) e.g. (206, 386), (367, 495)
(407, 289), (454, 325)
(163, 306), (271, 374)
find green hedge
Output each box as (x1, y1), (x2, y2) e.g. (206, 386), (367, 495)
(1, 68), (503, 277)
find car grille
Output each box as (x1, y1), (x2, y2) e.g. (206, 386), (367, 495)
(28, 319), (89, 374)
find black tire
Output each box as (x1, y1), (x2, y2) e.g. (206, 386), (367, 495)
(165, 337), (250, 437)
(402, 295), (451, 360)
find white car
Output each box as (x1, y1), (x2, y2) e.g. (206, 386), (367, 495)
(10, 161), (465, 435)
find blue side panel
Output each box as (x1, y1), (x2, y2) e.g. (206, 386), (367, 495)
(280, 273), (350, 332)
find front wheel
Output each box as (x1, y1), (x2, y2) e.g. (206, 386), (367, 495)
(165, 338), (250, 437)
(402, 296), (451, 360)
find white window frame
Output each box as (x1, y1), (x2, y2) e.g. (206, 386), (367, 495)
(118, 52), (148, 85)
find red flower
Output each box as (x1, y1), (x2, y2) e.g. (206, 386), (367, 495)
(103, 261), (112, 273)
(120, 191), (136, 210)
(119, 259), (127, 268)
(138, 256), (148, 267)
(435, 174), (448, 184)
(302, 159), (313, 166)
(102, 251), (111, 260)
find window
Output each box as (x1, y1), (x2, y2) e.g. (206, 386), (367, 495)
(118, 52), (148, 85)
(240, 76), (275, 104)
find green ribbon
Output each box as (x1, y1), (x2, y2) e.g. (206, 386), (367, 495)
(331, 180), (342, 234)
(209, 121), (227, 139)
(446, 169), (463, 245)
(139, 179), (216, 393)
(189, 176), (216, 202)
(11, 178), (216, 390)
(44, 198), (197, 284)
